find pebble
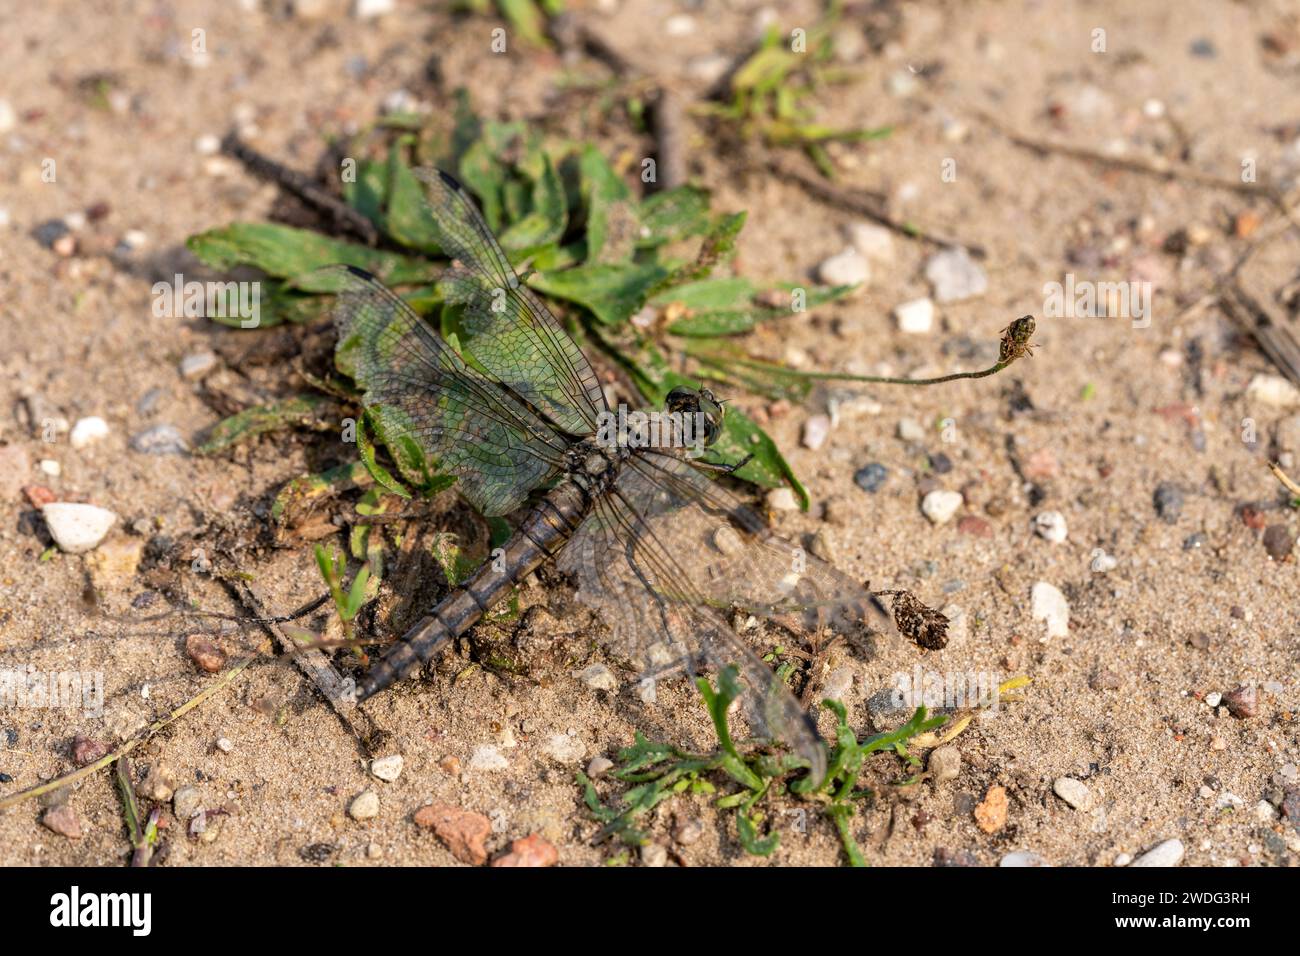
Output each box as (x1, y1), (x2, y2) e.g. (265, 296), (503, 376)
(1204, 691), (1222, 708)
(673, 816), (705, 846)
(928, 746), (961, 784)
(194, 134), (221, 155)
(414, 804), (491, 865)
(766, 487), (799, 511)
(974, 785), (1008, 833)
(42, 805), (82, 839)
(348, 790), (380, 821)
(139, 765), (176, 802)
(185, 635), (226, 673)
(585, 756), (613, 778)
(854, 462), (888, 493)
(894, 297), (935, 334)
(1113, 852), (1133, 867)
(924, 247), (987, 302)
(39, 459), (61, 477)
(69, 416), (110, 450)
(491, 833), (558, 868)
(0, 98), (14, 135)
(712, 525), (743, 555)
(1246, 373), (1300, 408)
(801, 414), (831, 450)
(999, 851), (1050, 867)
(468, 744), (508, 772)
(640, 842), (669, 867)
(957, 515), (992, 537)
(845, 222), (894, 263)
(1024, 448), (1059, 479)
(41, 502), (117, 553)
(921, 489), (962, 525)
(897, 418), (926, 442)
(1256, 800), (1278, 823)
(1183, 532), (1206, 550)
(817, 247), (870, 287)
(130, 424), (188, 455)
(1034, 511), (1068, 543)
(1031, 581), (1070, 639)
(353, 0), (395, 17)
(1222, 685), (1257, 718)
(544, 732), (585, 762)
(1130, 838), (1185, 867)
(72, 734), (107, 766)
(579, 663), (617, 691)
(173, 786), (202, 821)
(120, 229), (148, 250)
(820, 666), (854, 702)
(370, 755), (404, 782)
(929, 452), (952, 474)
(1053, 777), (1092, 811)
(1152, 482), (1183, 523)
(1262, 524), (1294, 561)
(1089, 549), (1118, 573)
(179, 351), (217, 380)
(216, 737), (233, 753)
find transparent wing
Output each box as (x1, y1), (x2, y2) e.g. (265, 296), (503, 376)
(330, 265), (566, 516)
(559, 491), (829, 783)
(414, 167), (608, 435)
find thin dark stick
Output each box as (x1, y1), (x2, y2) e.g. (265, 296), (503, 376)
(220, 132), (380, 246)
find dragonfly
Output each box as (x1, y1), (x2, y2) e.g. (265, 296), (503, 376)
(330, 168), (903, 783)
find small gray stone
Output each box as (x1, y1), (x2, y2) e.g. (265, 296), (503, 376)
(897, 418), (926, 443)
(673, 817), (705, 846)
(585, 756), (614, 778)
(925, 247), (987, 303)
(179, 351), (217, 380)
(40, 502), (117, 554)
(579, 663), (617, 692)
(921, 489), (963, 525)
(369, 755), (404, 782)
(468, 744), (508, 772)
(1034, 511), (1068, 543)
(820, 666), (854, 703)
(130, 424), (189, 455)
(1130, 838), (1184, 867)
(1053, 777), (1092, 811)
(817, 247), (870, 287)
(999, 850), (1050, 867)
(928, 746), (961, 784)
(640, 842), (669, 867)
(173, 785), (202, 821)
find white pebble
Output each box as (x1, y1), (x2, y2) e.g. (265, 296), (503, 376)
(801, 414), (831, 450)
(1204, 691), (1222, 707)
(468, 744), (508, 772)
(664, 14), (696, 37)
(70, 416), (110, 450)
(586, 756), (614, 778)
(767, 487), (799, 511)
(179, 351), (217, 380)
(893, 297), (934, 334)
(924, 247), (987, 303)
(1255, 800), (1277, 822)
(921, 489), (962, 525)
(817, 247), (870, 287)
(1031, 581), (1070, 639)
(844, 222), (894, 263)
(195, 134), (221, 156)
(1053, 777), (1091, 810)
(1246, 373), (1300, 408)
(999, 851), (1050, 867)
(348, 789), (380, 821)
(1089, 550), (1117, 573)
(1034, 511), (1068, 543)
(820, 666), (854, 702)
(1113, 852), (1132, 866)
(1130, 838), (1185, 867)
(215, 737), (233, 753)
(579, 663), (617, 691)
(41, 502), (117, 553)
(544, 732), (585, 762)
(120, 229), (148, 250)
(39, 459), (62, 477)
(369, 755), (404, 782)
(0, 99), (15, 135)
(897, 418), (926, 442)
(352, 0), (395, 17)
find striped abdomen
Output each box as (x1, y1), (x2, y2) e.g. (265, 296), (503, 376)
(355, 480), (588, 701)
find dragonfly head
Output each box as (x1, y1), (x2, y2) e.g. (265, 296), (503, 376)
(664, 385), (725, 447)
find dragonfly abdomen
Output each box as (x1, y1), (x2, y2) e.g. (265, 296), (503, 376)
(355, 480), (591, 701)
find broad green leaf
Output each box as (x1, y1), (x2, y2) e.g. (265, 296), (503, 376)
(529, 263), (669, 325)
(196, 394), (335, 455)
(577, 145), (634, 263)
(651, 277), (756, 311)
(186, 223), (438, 290)
(636, 186), (712, 246)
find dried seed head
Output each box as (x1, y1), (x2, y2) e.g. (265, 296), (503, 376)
(887, 590), (950, 650)
(998, 315), (1037, 365)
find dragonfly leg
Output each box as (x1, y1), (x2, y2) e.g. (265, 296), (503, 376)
(691, 453), (754, 475)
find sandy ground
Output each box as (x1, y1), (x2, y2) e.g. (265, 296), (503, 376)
(1, 0), (1298, 867)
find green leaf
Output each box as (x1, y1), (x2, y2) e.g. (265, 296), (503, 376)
(577, 145), (633, 263)
(498, 0), (549, 48)
(529, 263), (669, 325)
(186, 223), (439, 290)
(357, 411), (412, 499)
(650, 277), (756, 311)
(499, 152), (568, 253)
(195, 394), (334, 455)
(636, 186), (712, 246)
(382, 142), (445, 254)
(737, 812), (780, 857)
